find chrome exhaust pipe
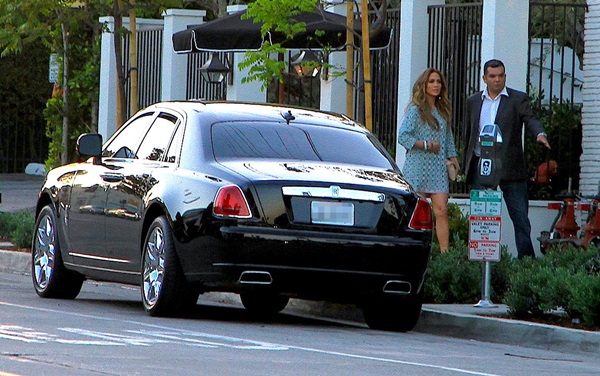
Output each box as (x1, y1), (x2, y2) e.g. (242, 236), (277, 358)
(383, 280), (411, 294)
(238, 271), (273, 285)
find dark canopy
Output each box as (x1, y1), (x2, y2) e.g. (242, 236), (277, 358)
(172, 10), (392, 53)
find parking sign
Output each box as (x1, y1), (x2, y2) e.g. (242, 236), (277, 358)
(469, 190), (502, 261)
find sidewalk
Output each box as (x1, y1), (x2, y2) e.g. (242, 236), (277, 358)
(1, 173), (599, 356)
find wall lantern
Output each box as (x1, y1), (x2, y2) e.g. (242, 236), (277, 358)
(290, 50), (322, 78)
(199, 52), (231, 84)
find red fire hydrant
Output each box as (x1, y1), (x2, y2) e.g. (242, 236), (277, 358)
(581, 199), (600, 249)
(553, 197), (580, 240)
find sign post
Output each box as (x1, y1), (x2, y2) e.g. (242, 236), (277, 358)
(469, 189), (502, 308)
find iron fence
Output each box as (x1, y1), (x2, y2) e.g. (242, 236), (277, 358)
(527, 2), (587, 198)
(186, 52), (228, 101)
(122, 28), (164, 118)
(370, 7), (401, 155)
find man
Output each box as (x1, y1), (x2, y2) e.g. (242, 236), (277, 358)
(463, 59), (551, 259)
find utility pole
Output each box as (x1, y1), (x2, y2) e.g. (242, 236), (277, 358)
(345, 1), (354, 119)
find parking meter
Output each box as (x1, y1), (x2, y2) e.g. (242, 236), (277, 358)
(477, 124), (503, 189)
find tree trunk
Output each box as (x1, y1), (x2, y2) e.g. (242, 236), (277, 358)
(113, 0), (127, 129)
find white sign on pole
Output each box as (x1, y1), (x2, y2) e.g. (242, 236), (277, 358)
(469, 190), (502, 261)
(49, 53), (59, 83)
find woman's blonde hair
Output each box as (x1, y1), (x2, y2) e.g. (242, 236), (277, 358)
(407, 68), (451, 130)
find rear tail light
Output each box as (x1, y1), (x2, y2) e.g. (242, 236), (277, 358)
(213, 185), (252, 218)
(409, 198), (433, 230)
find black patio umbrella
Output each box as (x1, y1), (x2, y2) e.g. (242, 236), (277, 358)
(172, 10), (392, 53)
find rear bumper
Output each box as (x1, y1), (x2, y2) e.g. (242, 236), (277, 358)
(177, 225), (431, 303)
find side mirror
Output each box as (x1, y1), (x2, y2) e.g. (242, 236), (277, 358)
(76, 133), (103, 163)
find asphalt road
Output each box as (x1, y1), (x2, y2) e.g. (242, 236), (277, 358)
(2, 271), (600, 376)
(0, 173), (44, 213)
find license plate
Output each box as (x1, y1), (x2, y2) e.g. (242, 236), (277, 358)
(311, 201), (354, 226)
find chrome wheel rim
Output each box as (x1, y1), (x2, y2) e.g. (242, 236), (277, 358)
(33, 213), (56, 290)
(142, 226), (165, 307)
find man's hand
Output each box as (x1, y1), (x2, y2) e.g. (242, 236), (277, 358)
(537, 134), (551, 150)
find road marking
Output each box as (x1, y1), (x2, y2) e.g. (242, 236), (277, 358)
(0, 325), (56, 343)
(0, 301), (502, 375)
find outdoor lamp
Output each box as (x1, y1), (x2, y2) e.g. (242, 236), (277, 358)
(199, 52), (230, 84)
(290, 50), (322, 77)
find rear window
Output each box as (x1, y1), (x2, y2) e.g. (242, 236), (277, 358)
(211, 122), (394, 169)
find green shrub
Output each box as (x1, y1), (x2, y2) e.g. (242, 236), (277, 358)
(504, 246), (600, 326)
(0, 211), (35, 249)
(566, 271), (600, 325)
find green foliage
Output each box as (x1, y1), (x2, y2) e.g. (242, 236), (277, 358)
(504, 246), (600, 326)
(424, 240), (481, 303)
(447, 203), (469, 245)
(0, 43), (51, 172)
(0, 1), (187, 169)
(0, 211), (35, 249)
(241, 0), (334, 90)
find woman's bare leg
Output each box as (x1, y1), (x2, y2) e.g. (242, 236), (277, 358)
(429, 193), (450, 252)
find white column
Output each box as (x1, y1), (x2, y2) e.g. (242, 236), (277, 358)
(319, 2), (348, 114)
(98, 16), (118, 140)
(480, 1), (529, 91)
(395, 0), (444, 168)
(162, 9), (207, 101)
(225, 5), (265, 102)
(581, 0), (600, 195)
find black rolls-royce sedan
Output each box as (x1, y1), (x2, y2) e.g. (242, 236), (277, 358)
(32, 101), (432, 332)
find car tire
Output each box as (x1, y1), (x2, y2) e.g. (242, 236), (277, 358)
(141, 216), (197, 317)
(363, 294), (423, 332)
(32, 205), (84, 299)
(240, 292), (290, 316)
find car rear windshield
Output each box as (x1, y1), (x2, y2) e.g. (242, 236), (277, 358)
(212, 122), (394, 169)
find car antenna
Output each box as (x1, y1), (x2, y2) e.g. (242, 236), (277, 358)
(282, 110), (295, 124)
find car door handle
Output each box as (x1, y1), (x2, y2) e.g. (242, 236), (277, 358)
(100, 172), (125, 183)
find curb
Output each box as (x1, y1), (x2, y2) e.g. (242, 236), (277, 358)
(0, 249), (31, 274)
(416, 308), (600, 356)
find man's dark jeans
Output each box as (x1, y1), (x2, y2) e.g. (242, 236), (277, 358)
(472, 171), (536, 259)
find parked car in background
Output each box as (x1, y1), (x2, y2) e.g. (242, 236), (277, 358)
(31, 101), (432, 332)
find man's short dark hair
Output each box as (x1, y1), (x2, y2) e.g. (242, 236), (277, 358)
(484, 59), (505, 75)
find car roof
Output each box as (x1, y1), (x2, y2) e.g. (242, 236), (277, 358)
(143, 100), (368, 133)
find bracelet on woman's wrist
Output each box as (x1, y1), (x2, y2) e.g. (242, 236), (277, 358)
(423, 140), (428, 151)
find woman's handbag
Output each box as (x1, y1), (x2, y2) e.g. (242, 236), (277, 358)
(446, 160), (458, 182)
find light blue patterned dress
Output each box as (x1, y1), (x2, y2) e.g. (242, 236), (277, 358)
(398, 105), (457, 194)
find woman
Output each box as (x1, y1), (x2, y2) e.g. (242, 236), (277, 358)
(398, 68), (460, 252)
